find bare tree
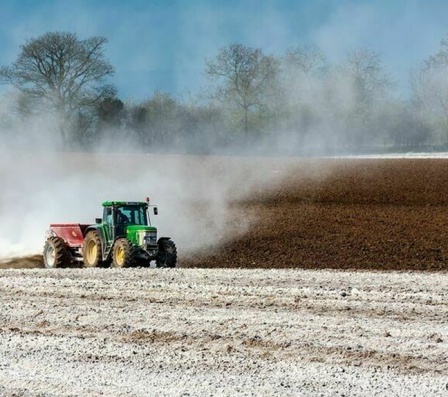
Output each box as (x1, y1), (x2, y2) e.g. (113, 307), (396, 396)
(410, 36), (448, 145)
(130, 92), (184, 149)
(339, 48), (392, 147)
(283, 45), (327, 79)
(274, 45), (328, 150)
(344, 48), (391, 104)
(426, 36), (448, 68)
(205, 44), (279, 140)
(0, 31), (115, 146)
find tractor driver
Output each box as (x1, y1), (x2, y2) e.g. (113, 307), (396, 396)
(116, 209), (129, 224)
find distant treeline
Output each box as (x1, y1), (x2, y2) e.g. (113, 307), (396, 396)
(1, 32), (448, 155)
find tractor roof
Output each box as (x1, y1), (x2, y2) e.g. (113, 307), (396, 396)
(102, 201), (147, 207)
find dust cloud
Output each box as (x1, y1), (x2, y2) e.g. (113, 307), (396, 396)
(0, 146), (300, 262)
(0, 87), (302, 263)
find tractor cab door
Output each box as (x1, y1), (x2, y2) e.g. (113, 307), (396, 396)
(114, 206), (130, 237)
(103, 207), (114, 244)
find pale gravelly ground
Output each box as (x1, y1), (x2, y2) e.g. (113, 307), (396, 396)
(0, 268), (447, 397)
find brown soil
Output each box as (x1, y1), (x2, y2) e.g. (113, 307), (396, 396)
(183, 158), (448, 271)
(0, 255), (44, 269)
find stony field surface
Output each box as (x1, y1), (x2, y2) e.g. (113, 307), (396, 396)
(0, 267), (447, 396)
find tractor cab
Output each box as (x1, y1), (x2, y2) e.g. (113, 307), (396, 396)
(102, 201), (151, 238)
(95, 200), (166, 267)
(100, 200), (159, 249)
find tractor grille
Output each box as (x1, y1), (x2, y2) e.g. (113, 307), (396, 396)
(143, 231), (157, 247)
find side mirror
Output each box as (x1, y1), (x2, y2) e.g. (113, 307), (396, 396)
(95, 218), (102, 224)
(153, 207), (158, 215)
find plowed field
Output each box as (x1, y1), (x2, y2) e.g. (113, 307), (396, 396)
(183, 158), (448, 270)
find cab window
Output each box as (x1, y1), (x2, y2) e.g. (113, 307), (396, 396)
(115, 206), (148, 225)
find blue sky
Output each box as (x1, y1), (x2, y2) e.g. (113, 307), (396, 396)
(1, 0), (448, 100)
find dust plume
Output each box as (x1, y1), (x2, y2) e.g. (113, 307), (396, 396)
(0, 143), (300, 263)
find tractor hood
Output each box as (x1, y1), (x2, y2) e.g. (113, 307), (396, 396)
(126, 225), (157, 233)
(126, 225), (157, 247)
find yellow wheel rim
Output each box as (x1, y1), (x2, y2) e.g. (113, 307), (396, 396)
(86, 240), (97, 264)
(116, 246), (125, 266)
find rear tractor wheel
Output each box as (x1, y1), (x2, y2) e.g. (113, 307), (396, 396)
(83, 231), (102, 268)
(43, 236), (69, 268)
(156, 239), (177, 268)
(112, 238), (136, 268)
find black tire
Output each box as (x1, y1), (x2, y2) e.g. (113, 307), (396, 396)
(156, 239), (177, 268)
(43, 237), (69, 268)
(83, 231), (102, 268)
(112, 238), (136, 268)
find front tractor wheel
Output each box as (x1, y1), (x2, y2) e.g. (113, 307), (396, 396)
(112, 238), (136, 268)
(83, 231), (102, 268)
(43, 237), (69, 268)
(156, 239), (177, 268)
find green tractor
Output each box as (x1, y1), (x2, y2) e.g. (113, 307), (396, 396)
(43, 199), (177, 268)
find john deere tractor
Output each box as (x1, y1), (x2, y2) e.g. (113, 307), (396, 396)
(43, 199), (177, 268)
